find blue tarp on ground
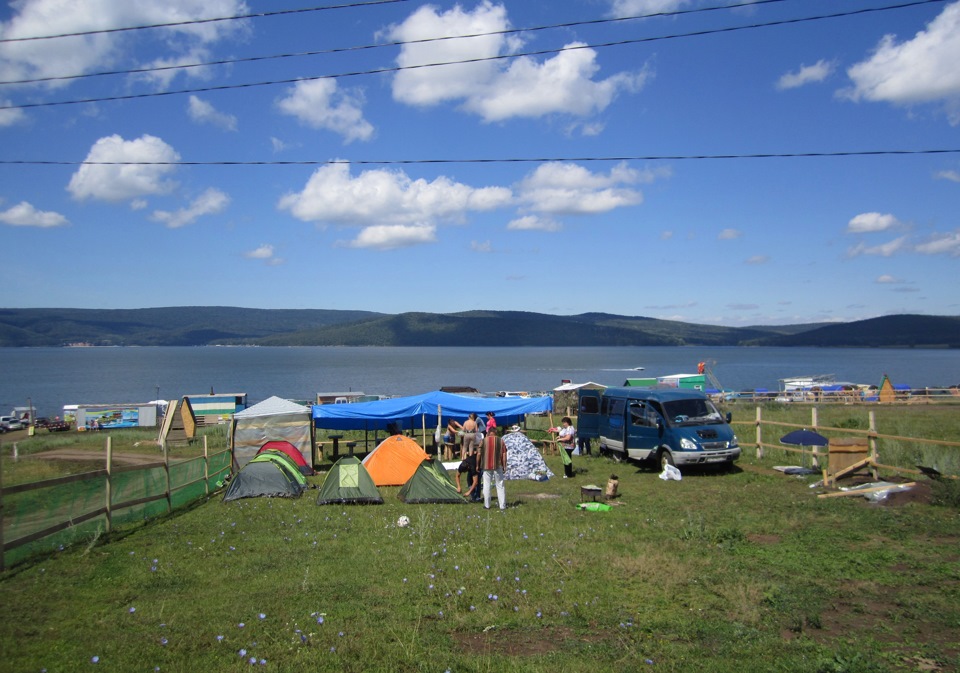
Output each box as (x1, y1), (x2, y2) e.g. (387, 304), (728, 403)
(311, 391), (552, 432)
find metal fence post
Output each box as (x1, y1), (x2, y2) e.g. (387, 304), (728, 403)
(203, 436), (209, 496)
(755, 406), (763, 459)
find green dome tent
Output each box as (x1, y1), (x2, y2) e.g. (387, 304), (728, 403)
(223, 450), (308, 502)
(316, 456), (383, 505)
(398, 459), (467, 504)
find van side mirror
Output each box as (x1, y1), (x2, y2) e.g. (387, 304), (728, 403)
(725, 412), (732, 423)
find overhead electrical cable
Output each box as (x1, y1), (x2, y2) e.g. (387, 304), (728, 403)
(0, 0), (412, 44)
(0, 0), (943, 111)
(0, 0), (799, 86)
(3, 148), (959, 167)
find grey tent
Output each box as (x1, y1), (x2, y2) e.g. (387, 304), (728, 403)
(223, 451), (308, 502)
(398, 459), (467, 504)
(316, 456), (383, 505)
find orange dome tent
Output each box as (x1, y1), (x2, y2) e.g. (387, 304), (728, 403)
(361, 435), (430, 487)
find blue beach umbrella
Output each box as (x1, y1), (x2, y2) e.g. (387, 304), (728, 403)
(779, 429), (828, 447)
(780, 429), (828, 467)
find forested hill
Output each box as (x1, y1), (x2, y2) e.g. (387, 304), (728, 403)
(0, 308), (956, 348)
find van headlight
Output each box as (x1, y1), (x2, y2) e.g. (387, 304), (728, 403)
(729, 435), (739, 448)
(680, 437), (697, 451)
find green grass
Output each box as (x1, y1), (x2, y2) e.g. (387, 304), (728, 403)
(2, 448), (959, 672)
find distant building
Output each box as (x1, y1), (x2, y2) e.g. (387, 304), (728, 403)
(184, 392), (247, 425)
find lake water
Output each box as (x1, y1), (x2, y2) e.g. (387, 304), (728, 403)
(2, 346), (959, 418)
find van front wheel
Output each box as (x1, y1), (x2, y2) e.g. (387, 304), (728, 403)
(659, 450), (675, 469)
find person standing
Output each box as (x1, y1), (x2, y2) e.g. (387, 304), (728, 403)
(478, 426), (507, 510)
(461, 413), (479, 459)
(555, 416), (576, 478)
(485, 411), (497, 432)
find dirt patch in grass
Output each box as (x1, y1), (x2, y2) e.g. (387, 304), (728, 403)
(452, 626), (606, 656)
(747, 533), (781, 544)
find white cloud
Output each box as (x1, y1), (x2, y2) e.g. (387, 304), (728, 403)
(0, 1), (250, 89)
(935, 169), (960, 183)
(846, 236), (909, 257)
(875, 274), (902, 284)
(0, 100), (27, 126)
(745, 255), (769, 265)
(244, 243), (284, 265)
(270, 137), (290, 153)
(345, 224), (437, 250)
(776, 59), (835, 90)
(187, 95), (237, 131)
(608, 0), (691, 17)
(278, 162), (512, 230)
(843, 2), (960, 123)
(847, 212), (900, 233)
(914, 231), (960, 256)
(507, 215), (561, 232)
(151, 187), (229, 228)
(660, 230), (673, 240)
(718, 228), (742, 240)
(387, 3), (647, 122)
(67, 134), (180, 203)
(462, 44), (649, 122)
(471, 240), (492, 253)
(276, 79), (374, 143)
(515, 162), (646, 215)
(0, 201), (68, 227)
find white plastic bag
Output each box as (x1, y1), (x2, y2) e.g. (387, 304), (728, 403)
(659, 464), (682, 481)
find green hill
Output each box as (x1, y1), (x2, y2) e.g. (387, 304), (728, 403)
(0, 308), (955, 348)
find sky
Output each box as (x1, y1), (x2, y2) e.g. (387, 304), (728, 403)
(0, 0), (958, 326)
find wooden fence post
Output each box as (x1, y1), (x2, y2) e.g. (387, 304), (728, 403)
(868, 410), (879, 478)
(811, 407), (820, 467)
(163, 442), (172, 514)
(105, 435), (113, 533)
(203, 436), (209, 496)
(755, 406), (763, 459)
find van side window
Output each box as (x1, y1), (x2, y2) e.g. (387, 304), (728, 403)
(609, 399), (624, 419)
(630, 402), (658, 427)
(580, 396), (599, 414)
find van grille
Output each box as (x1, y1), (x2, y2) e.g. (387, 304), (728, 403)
(701, 441), (727, 450)
(697, 429), (719, 440)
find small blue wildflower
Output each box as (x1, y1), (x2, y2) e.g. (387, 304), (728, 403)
(216, 635), (224, 642)
(338, 631), (344, 637)
(128, 607), (136, 613)
(249, 656), (257, 664)
(258, 613), (266, 620)
(238, 623), (245, 628)
(160, 638), (168, 646)
(330, 647), (336, 653)
(91, 656), (99, 664)
(316, 616), (324, 625)
(239, 649), (247, 657)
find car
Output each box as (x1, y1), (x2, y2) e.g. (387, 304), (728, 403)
(0, 415), (23, 431)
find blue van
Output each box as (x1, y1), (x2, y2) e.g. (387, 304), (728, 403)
(577, 387), (740, 469)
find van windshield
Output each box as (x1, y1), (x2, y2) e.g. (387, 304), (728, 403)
(662, 398), (724, 426)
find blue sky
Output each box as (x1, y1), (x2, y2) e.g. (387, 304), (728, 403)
(1, 0), (958, 326)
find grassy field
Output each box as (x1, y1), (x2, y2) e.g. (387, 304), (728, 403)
(2, 456), (960, 670)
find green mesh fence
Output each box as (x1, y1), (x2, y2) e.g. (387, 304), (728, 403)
(1, 448), (232, 568)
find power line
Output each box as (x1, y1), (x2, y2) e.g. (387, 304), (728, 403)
(0, 0), (943, 111)
(0, 0), (795, 87)
(3, 148), (958, 167)
(0, 0), (411, 44)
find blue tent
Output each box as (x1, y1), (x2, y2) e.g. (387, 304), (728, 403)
(312, 390), (552, 432)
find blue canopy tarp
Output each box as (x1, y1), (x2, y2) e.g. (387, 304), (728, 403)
(312, 391), (552, 432)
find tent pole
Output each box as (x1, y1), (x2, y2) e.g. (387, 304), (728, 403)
(421, 413), (426, 451)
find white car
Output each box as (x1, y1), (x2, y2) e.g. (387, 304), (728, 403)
(0, 415), (23, 431)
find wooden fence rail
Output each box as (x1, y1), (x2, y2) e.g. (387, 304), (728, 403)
(732, 406), (959, 479)
(0, 436), (230, 571)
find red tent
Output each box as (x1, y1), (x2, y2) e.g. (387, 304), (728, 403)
(257, 440), (315, 475)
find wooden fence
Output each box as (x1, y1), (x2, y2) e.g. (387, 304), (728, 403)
(733, 406), (960, 479)
(0, 436), (231, 571)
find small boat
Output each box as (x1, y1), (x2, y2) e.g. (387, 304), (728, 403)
(631, 367), (645, 371)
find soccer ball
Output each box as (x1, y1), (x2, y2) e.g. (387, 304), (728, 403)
(396, 515), (410, 528)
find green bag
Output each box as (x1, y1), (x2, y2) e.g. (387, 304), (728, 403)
(560, 446), (572, 465)
(576, 502), (612, 512)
